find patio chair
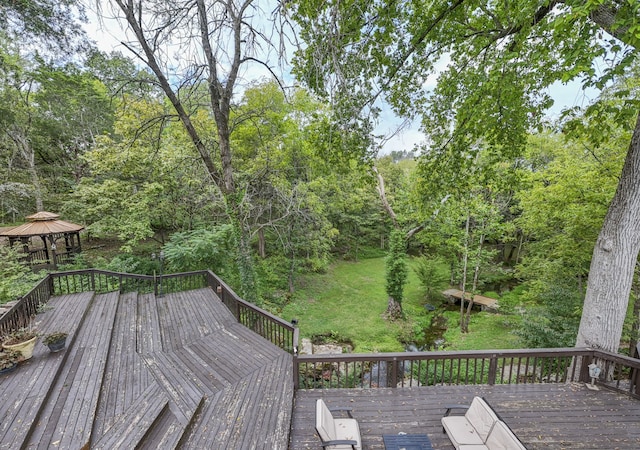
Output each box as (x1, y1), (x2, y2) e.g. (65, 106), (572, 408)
(315, 399), (362, 449)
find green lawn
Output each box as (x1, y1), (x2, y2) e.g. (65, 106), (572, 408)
(281, 257), (523, 353)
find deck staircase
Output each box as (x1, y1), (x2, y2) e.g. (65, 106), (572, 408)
(0, 288), (293, 450)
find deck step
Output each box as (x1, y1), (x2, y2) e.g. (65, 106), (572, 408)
(142, 351), (204, 425)
(180, 353), (293, 449)
(141, 349), (206, 446)
(93, 292), (154, 437)
(137, 293), (163, 354)
(92, 382), (169, 449)
(25, 291), (120, 449)
(0, 292), (95, 450)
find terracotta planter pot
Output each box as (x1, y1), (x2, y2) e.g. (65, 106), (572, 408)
(2, 336), (38, 360)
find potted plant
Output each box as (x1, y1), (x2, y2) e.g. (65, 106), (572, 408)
(2, 328), (39, 360)
(0, 349), (20, 374)
(42, 332), (68, 352)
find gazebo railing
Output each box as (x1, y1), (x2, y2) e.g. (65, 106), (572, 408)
(0, 269), (298, 355)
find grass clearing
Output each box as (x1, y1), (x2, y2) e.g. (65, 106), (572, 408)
(282, 256), (524, 353)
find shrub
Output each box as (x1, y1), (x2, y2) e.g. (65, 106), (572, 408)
(413, 255), (449, 301)
(516, 283), (582, 348)
(0, 246), (43, 304)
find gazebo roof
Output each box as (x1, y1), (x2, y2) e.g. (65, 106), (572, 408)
(0, 212), (84, 238)
(26, 211), (61, 221)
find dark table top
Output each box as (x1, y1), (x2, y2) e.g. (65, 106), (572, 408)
(382, 433), (433, 450)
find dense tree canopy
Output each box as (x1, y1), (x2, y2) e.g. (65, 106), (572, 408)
(2, 0), (640, 356)
(290, 0), (640, 353)
(0, 0), (86, 52)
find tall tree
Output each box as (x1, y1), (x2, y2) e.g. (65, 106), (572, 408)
(385, 228), (408, 319)
(103, 0), (294, 301)
(106, 1), (371, 302)
(290, 0), (640, 354)
(0, 43), (114, 216)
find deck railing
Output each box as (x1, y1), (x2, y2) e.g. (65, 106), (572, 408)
(293, 347), (640, 398)
(0, 269), (298, 355)
(3, 270), (638, 398)
(204, 271), (299, 354)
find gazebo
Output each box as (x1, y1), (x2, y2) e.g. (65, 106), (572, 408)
(0, 212), (84, 269)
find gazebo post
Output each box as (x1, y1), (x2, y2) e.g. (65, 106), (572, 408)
(41, 235), (50, 265)
(49, 235), (57, 269)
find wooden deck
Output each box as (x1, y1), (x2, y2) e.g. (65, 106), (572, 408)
(290, 384), (640, 449)
(3, 282), (640, 449)
(0, 288), (293, 449)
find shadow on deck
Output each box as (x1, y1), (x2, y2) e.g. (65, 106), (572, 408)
(0, 288), (293, 450)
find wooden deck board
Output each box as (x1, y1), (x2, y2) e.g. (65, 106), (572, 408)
(92, 382), (168, 450)
(93, 291), (153, 437)
(50, 291), (119, 450)
(156, 289), (228, 351)
(0, 292), (95, 449)
(141, 350), (205, 426)
(180, 351), (293, 450)
(138, 293), (162, 354)
(5, 285), (637, 450)
(289, 383), (640, 449)
(1, 287), (293, 449)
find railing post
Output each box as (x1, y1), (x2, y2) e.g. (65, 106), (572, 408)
(488, 354), (498, 385)
(293, 353), (299, 390)
(632, 366), (640, 396)
(47, 275), (54, 297)
(579, 354), (593, 383)
(389, 357), (398, 388)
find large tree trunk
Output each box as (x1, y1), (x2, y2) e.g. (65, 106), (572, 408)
(629, 262), (639, 357)
(9, 128), (44, 211)
(114, 0), (261, 302)
(576, 111), (640, 352)
(460, 214), (471, 333)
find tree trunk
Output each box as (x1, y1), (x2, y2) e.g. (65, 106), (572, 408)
(9, 128), (44, 211)
(113, 0), (261, 302)
(460, 214), (471, 333)
(385, 296), (403, 320)
(628, 262), (640, 357)
(463, 229), (485, 332)
(575, 111), (640, 352)
(258, 228), (266, 258)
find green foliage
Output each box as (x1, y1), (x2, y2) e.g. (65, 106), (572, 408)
(0, 0), (85, 52)
(516, 132), (622, 285)
(162, 226), (236, 275)
(385, 229), (408, 304)
(413, 255), (449, 301)
(104, 254), (158, 276)
(0, 246), (44, 304)
(292, 0), (638, 158)
(516, 284), (582, 348)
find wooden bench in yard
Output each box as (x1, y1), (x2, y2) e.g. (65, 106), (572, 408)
(441, 396), (526, 449)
